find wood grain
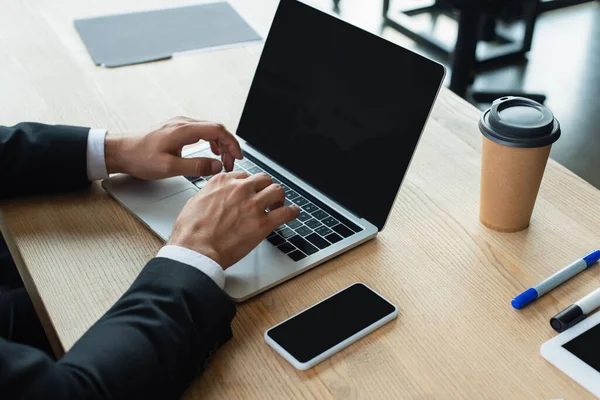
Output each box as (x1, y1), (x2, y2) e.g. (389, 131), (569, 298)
(1, 1), (599, 399)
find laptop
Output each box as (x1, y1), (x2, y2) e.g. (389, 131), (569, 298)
(102, 0), (445, 302)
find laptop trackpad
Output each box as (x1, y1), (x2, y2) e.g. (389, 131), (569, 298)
(138, 188), (197, 241)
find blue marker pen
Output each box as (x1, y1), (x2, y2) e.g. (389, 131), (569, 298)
(512, 250), (600, 309)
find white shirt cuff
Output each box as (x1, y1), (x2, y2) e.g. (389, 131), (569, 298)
(156, 245), (226, 289)
(86, 128), (109, 181)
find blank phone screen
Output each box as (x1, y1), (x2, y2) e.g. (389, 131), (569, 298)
(267, 283), (396, 363)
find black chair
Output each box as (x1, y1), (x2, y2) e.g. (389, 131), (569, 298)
(383, 0), (546, 104)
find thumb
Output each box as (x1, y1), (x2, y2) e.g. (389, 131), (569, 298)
(168, 157), (223, 177)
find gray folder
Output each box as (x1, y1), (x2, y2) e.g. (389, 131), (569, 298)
(75, 2), (261, 68)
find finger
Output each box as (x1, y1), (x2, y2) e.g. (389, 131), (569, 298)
(222, 152), (234, 172)
(226, 171), (250, 180)
(255, 184), (285, 210)
(210, 141), (221, 156)
(168, 156), (223, 177)
(174, 123), (243, 160)
(246, 173), (272, 192)
(266, 205), (301, 230)
(267, 198), (285, 211)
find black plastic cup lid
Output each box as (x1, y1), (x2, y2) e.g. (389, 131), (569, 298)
(479, 97), (561, 148)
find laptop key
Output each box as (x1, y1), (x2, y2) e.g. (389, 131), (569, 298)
(277, 242), (296, 254)
(238, 160), (254, 168)
(322, 216), (339, 227)
(305, 218), (322, 229)
(267, 234), (285, 246)
(293, 197), (309, 206)
(275, 224), (287, 231)
(286, 190), (299, 200)
(288, 250), (307, 261)
(286, 219), (302, 229)
(332, 224), (354, 238)
(315, 226), (332, 236)
(278, 227), (296, 239)
(284, 199), (292, 206)
(306, 233), (331, 250)
(248, 166), (263, 175)
(288, 235), (319, 255)
(302, 203), (319, 213)
(295, 226), (312, 236)
(297, 211), (311, 222)
(272, 177), (281, 184)
(325, 232), (343, 244)
(311, 210), (329, 220)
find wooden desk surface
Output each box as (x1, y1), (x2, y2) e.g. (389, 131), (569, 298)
(2, 1), (600, 398)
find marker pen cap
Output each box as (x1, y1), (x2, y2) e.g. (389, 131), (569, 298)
(511, 288), (538, 309)
(583, 250), (600, 266)
(550, 304), (587, 333)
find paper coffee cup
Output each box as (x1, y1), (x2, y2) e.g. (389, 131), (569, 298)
(479, 97), (561, 232)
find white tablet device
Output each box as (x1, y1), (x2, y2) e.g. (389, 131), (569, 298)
(541, 310), (600, 398)
(264, 283), (398, 370)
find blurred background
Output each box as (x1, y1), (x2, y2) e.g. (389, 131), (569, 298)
(303, 0), (600, 189)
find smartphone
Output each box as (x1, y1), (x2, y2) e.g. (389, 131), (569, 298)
(264, 283), (398, 370)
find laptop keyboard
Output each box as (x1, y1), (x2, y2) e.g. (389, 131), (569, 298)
(184, 149), (363, 261)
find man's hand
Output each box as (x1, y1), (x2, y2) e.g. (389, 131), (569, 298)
(167, 172), (301, 269)
(104, 117), (243, 180)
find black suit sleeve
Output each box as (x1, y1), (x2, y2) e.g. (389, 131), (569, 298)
(0, 258), (236, 399)
(0, 123), (91, 199)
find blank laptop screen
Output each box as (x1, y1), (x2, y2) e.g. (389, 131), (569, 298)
(237, 0), (444, 230)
